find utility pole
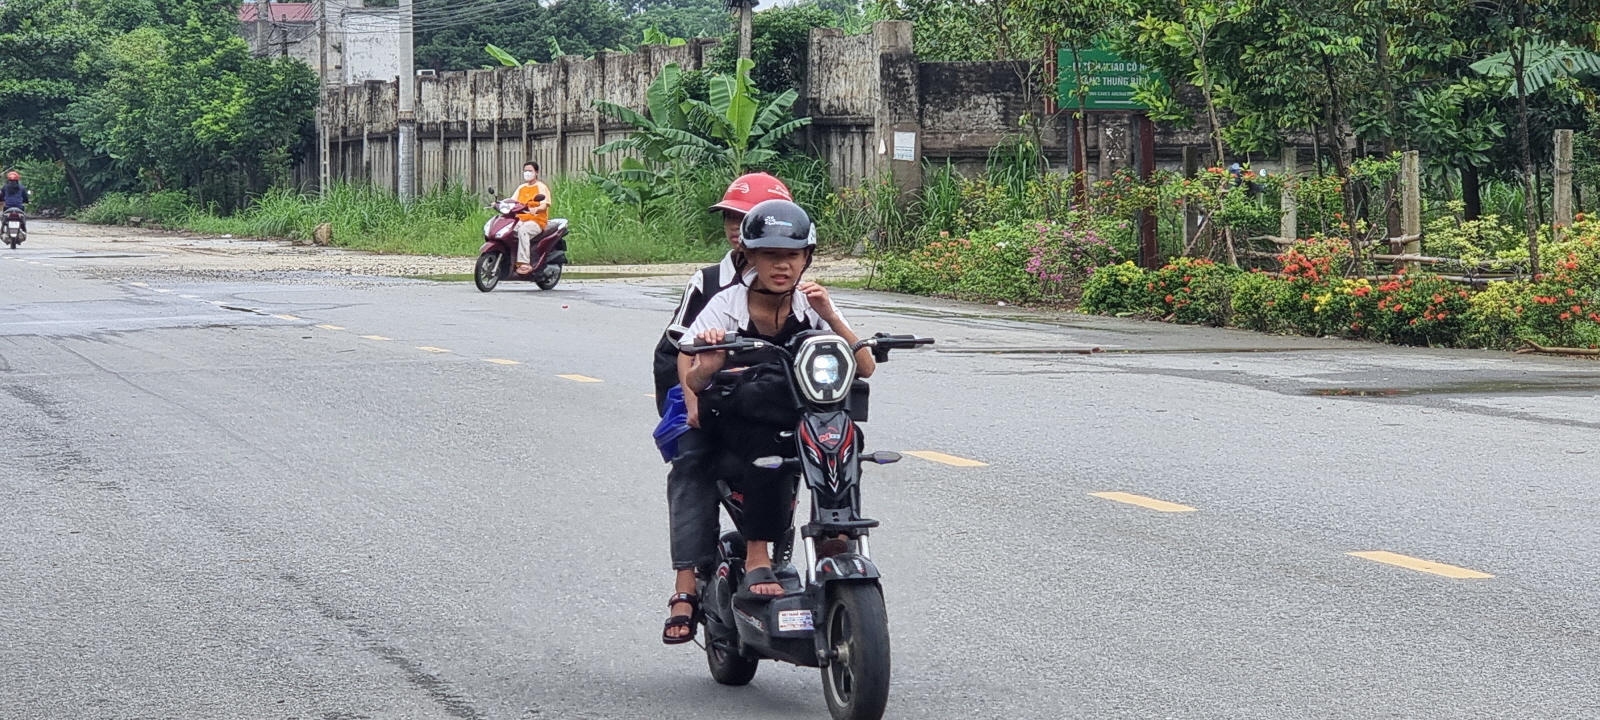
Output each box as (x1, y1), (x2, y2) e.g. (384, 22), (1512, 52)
(255, 0), (270, 57)
(397, 0), (416, 201)
(317, 0), (330, 193)
(732, 0), (755, 60)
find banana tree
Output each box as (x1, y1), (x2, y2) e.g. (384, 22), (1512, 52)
(593, 59), (811, 176)
(672, 58), (811, 174)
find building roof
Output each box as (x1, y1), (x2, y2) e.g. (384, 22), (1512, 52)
(238, 2), (316, 23)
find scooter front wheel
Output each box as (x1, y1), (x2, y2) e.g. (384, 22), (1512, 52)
(474, 252), (502, 292)
(821, 583), (891, 720)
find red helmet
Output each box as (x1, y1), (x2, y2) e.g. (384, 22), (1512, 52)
(709, 172), (791, 215)
(4, 171), (17, 181)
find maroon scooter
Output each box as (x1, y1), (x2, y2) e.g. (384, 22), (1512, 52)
(475, 191), (568, 292)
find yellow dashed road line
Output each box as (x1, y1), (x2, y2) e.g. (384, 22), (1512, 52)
(316, 324), (345, 330)
(273, 314), (300, 321)
(557, 374), (603, 383)
(484, 358), (520, 365)
(416, 346), (451, 353)
(361, 335), (391, 341)
(902, 450), (988, 467)
(1348, 551), (1493, 579)
(1090, 491), (1197, 513)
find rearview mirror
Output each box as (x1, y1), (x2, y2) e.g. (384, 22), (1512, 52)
(486, 187), (497, 197)
(533, 194), (547, 202)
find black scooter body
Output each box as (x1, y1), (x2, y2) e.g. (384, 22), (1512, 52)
(684, 330), (932, 720)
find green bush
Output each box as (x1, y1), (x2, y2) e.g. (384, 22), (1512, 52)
(1229, 271), (1283, 332)
(1080, 261), (1154, 315)
(877, 223), (1038, 302)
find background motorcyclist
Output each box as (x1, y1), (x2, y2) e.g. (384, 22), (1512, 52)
(3, 171), (29, 233)
(513, 162), (551, 275)
(658, 172), (793, 644)
(681, 199), (875, 600)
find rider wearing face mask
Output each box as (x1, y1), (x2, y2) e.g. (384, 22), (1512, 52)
(513, 162), (551, 275)
(681, 199), (876, 601)
(2, 171), (28, 232)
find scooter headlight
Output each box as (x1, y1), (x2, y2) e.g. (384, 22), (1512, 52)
(794, 335), (855, 404)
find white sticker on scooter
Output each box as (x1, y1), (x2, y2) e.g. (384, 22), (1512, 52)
(778, 609), (814, 632)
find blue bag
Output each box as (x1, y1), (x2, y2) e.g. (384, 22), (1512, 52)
(652, 385), (691, 463)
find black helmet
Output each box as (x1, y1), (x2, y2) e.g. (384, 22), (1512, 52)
(738, 199), (816, 250)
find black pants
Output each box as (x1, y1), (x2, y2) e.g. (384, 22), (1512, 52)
(667, 428), (720, 571)
(714, 420), (797, 543)
(726, 467), (797, 543)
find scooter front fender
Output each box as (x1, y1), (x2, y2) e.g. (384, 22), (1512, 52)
(814, 552), (880, 583)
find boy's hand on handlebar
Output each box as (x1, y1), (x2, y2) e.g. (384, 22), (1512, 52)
(689, 328), (727, 382)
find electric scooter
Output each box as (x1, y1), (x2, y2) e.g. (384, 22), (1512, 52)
(680, 330), (934, 720)
(474, 191), (567, 292)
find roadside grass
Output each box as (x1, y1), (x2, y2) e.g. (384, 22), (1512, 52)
(79, 179), (726, 265)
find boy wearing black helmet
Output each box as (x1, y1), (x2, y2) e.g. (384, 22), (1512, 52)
(680, 199), (876, 599)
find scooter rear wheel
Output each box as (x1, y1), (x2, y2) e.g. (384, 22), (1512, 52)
(706, 637), (759, 686)
(474, 252), (502, 292)
(535, 263), (562, 291)
(821, 583), (891, 720)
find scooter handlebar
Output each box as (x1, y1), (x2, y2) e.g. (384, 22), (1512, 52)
(678, 334), (770, 355)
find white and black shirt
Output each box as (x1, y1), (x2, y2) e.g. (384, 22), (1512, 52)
(688, 279), (848, 345)
(664, 251), (743, 342)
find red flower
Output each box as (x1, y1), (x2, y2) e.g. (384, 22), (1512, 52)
(1165, 295), (1175, 303)
(1561, 312), (1573, 320)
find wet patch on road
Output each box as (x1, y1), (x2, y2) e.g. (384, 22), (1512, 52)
(1306, 377), (1600, 397)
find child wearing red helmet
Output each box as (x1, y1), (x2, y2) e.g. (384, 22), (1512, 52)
(655, 172), (791, 644)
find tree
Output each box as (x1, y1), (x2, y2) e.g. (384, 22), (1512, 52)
(68, 17), (316, 204)
(597, 58), (812, 174)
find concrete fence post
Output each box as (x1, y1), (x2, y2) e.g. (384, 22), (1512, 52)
(1401, 150), (1422, 266)
(1279, 145), (1297, 241)
(873, 21), (920, 198)
(1554, 129), (1574, 239)
(1182, 146), (1200, 250)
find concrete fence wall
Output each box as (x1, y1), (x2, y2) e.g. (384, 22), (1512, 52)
(318, 21), (1208, 194)
(321, 39), (717, 194)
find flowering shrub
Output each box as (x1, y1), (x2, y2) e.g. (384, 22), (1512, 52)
(1144, 257), (1241, 325)
(1514, 238), (1600, 349)
(1025, 222), (1124, 299)
(1363, 273), (1473, 345)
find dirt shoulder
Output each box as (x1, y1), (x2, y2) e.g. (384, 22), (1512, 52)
(28, 220), (871, 283)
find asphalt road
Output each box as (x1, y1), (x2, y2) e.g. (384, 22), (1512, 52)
(4, 222), (1600, 719)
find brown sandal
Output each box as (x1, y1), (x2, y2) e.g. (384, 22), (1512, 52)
(662, 592), (700, 645)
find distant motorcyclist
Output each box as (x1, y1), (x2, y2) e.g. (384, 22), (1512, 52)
(2, 171), (29, 233)
(512, 162), (551, 276)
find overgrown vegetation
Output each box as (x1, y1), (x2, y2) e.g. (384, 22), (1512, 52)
(77, 180), (727, 265)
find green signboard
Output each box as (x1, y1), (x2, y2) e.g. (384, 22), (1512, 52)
(1058, 46), (1160, 111)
